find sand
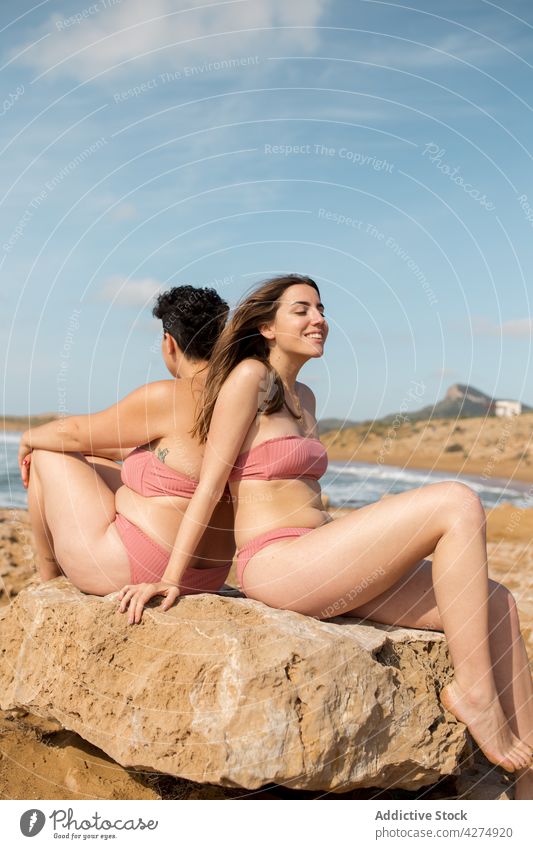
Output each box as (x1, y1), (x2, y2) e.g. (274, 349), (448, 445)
(322, 412), (533, 485)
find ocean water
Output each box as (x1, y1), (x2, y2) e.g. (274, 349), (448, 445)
(323, 461), (532, 510)
(1, 431), (531, 511)
(1, 432), (27, 508)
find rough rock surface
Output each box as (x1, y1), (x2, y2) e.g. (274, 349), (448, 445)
(0, 509), (38, 605)
(0, 579), (470, 792)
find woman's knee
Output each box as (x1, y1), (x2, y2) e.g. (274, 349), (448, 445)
(432, 481), (486, 528)
(31, 448), (69, 471)
(30, 447), (48, 468)
(27, 449), (54, 489)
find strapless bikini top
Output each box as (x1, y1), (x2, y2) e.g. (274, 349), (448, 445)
(228, 435), (328, 482)
(121, 447), (198, 498)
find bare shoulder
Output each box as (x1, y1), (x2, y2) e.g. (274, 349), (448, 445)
(226, 358), (269, 388)
(143, 379), (176, 403)
(215, 359), (271, 419)
(140, 380), (180, 423)
(119, 379), (175, 407)
(232, 358), (269, 380)
(166, 378), (202, 419)
(148, 380), (194, 435)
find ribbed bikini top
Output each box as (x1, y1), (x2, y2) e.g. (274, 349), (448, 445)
(121, 447), (199, 498)
(228, 435), (328, 482)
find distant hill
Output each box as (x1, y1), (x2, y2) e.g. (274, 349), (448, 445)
(2, 414), (57, 432)
(319, 383), (532, 433)
(317, 417), (357, 435)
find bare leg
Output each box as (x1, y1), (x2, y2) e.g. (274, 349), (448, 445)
(240, 481), (532, 771)
(342, 561), (533, 797)
(27, 455), (122, 581)
(28, 449), (130, 594)
(83, 456), (123, 493)
(488, 590), (533, 799)
(27, 466), (62, 580)
(479, 587), (533, 799)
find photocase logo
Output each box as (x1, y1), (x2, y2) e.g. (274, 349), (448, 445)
(20, 809), (46, 836)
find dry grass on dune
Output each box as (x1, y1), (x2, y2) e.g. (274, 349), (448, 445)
(322, 412), (533, 484)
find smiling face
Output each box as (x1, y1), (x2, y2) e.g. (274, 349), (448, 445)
(260, 283), (328, 358)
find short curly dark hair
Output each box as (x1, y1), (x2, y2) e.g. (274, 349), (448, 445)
(152, 285), (229, 361)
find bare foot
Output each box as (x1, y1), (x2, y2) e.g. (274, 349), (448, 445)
(513, 767), (533, 800)
(440, 680), (533, 772)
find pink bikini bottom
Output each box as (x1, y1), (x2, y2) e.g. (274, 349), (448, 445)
(115, 513), (231, 594)
(236, 526), (315, 593)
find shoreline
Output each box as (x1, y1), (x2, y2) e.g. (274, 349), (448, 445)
(327, 450), (533, 488)
(5, 411), (533, 485)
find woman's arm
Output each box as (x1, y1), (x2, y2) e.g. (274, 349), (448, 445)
(165, 359), (272, 579)
(84, 447), (135, 462)
(118, 359), (270, 623)
(18, 381), (173, 479)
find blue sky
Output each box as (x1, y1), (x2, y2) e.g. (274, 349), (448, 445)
(1, 0), (532, 423)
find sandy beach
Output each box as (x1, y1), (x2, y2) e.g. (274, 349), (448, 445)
(322, 412), (533, 486)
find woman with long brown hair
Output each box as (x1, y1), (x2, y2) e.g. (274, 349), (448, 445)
(118, 274), (532, 795)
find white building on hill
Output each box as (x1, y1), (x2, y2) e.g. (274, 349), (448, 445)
(495, 400), (522, 417)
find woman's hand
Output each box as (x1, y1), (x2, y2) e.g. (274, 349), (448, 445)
(18, 435), (32, 488)
(117, 581), (181, 624)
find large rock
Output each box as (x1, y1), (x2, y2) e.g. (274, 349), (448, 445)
(0, 579), (469, 792)
(0, 510), (38, 606)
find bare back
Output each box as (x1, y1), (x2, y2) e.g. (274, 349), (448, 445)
(115, 377), (235, 569)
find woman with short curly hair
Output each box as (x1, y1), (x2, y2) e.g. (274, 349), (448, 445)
(18, 285), (235, 597)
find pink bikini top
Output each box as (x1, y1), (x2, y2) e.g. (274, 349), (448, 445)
(121, 447), (198, 498)
(228, 435), (328, 482)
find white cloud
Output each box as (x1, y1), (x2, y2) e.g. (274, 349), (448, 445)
(98, 274), (162, 304)
(471, 316), (499, 335)
(472, 316), (533, 337)
(413, 30), (512, 66)
(13, 0), (331, 83)
(110, 202), (139, 221)
(429, 367), (457, 379)
(501, 318), (533, 337)
(335, 27), (523, 71)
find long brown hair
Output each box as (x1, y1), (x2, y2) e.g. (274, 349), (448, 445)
(192, 274), (321, 443)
